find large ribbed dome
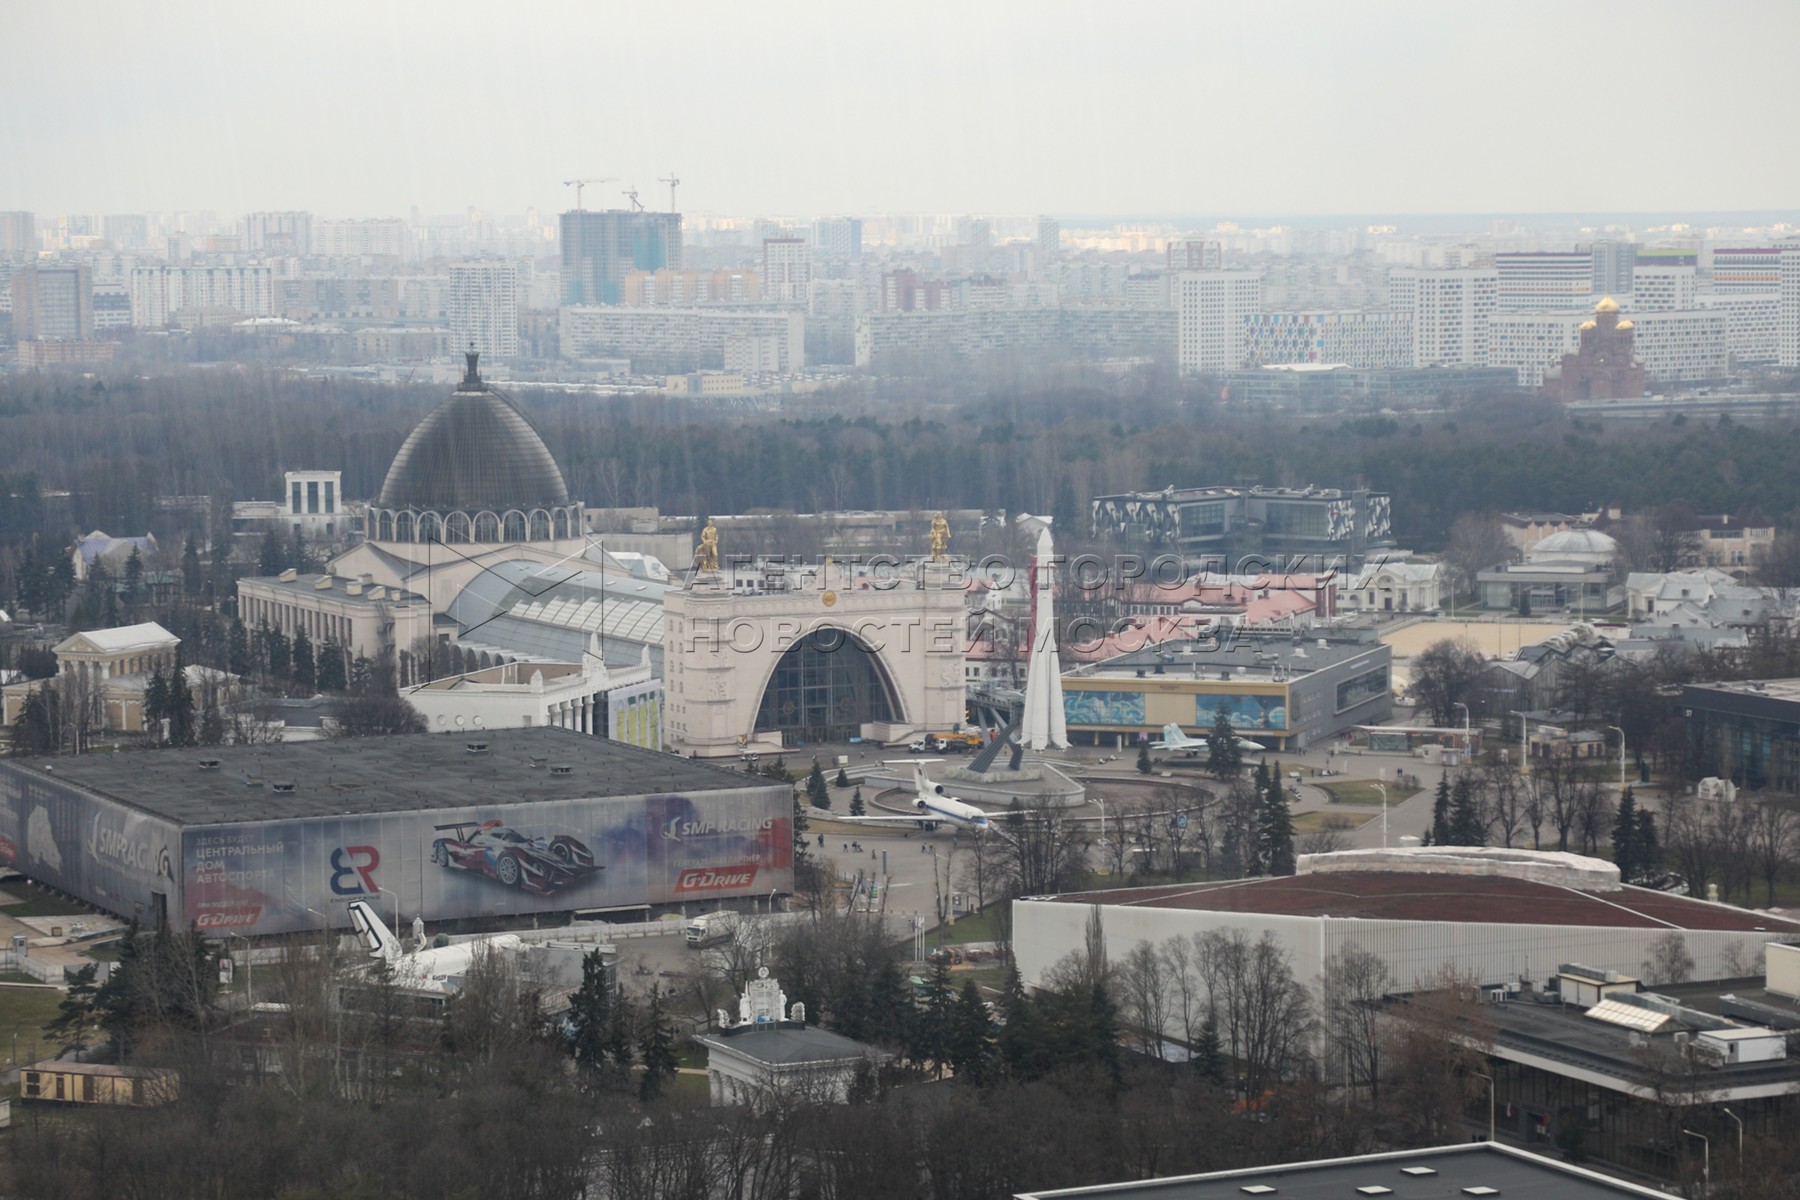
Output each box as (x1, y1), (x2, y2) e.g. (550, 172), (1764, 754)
(378, 353), (570, 511)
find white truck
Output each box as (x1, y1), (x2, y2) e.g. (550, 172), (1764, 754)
(683, 911), (739, 948)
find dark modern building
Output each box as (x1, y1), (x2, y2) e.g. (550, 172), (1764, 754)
(559, 209), (682, 305)
(0, 729), (793, 935)
(1092, 484), (1395, 571)
(1683, 678), (1800, 792)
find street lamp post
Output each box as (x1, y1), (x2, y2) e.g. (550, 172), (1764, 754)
(1721, 1107), (1743, 1172)
(1472, 1071), (1496, 1142)
(1373, 783), (1388, 848)
(1684, 1129), (1710, 1191)
(1452, 701), (1470, 749)
(1605, 724), (1626, 790)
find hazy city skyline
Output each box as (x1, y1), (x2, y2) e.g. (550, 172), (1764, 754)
(5, 0), (1799, 219)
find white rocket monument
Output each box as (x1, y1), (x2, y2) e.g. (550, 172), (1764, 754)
(1019, 525), (1068, 751)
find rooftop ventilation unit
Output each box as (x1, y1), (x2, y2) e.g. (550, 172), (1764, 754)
(197, 758), (221, 770)
(549, 764), (573, 776)
(270, 781), (296, 793)
(465, 742), (490, 755)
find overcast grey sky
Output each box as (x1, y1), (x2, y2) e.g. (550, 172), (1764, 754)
(4, 0), (1796, 219)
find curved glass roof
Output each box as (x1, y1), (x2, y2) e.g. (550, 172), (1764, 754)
(448, 561), (669, 665)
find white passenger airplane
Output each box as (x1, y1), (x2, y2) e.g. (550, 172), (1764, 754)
(832, 759), (1022, 835)
(347, 900), (523, 994)
(1149, 721), (1266, 756)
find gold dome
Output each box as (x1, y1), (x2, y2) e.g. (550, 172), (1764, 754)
(1595, 296), (1620, 314)
(1616, 319), (1634, 332)
(1580, 319), (1597, 331)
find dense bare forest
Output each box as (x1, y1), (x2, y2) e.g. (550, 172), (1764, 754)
(2, 368), (1800, 548)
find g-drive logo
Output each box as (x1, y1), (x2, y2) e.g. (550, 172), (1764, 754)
(661, 814), (775, 842)
(676, 866), (758, 893)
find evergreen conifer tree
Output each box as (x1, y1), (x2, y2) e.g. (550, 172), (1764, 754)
(568, 948), (612, 1077)
(1449, 774), (1484, 846)
(948, 979), (995, 1085)
(806, 759), (831, 810)
(1207, 704), (1244, 779)
(1430, 774), (1453, 845)
(1137, 742), (1153, 774)
(292, 630), (315, 692)
(1611, 787), (1640, 881)
(636, 988), (679, 1101)
(850, 787), (865, 817)
(1258, 766), (1297, 876)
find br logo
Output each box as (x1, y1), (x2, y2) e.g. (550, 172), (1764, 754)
(328, 845), (381, 896)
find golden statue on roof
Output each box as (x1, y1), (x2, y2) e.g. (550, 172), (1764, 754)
(929, 512), (951, 560)
(695, 519), (719, 573)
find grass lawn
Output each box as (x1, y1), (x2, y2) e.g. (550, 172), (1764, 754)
(934, 907), (1002, 946)
(0, 984), (64, 1066)
(1292, 810), (1373, 834)
(1318, 780), (1395, 807)
(669, 1072), (711, 1101)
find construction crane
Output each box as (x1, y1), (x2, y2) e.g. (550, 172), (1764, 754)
(658, 173), (681, 211)
(622, 187), (644, 212)
(562, 177), (617, 211)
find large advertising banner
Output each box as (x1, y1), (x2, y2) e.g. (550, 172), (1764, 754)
(182, 786), (794, 935)
(0, 766), (182, 925)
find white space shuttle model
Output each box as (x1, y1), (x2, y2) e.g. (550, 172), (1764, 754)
(347, 900), (523, 995)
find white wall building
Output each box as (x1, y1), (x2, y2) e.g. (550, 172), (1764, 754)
(1631, 309), (1729, 383)
(129, 265), (273, 325)
(242, 211), (312, 255)
(448, 260), (521, 357)
(1696, 292), (1780, 365)
(403, 649), (660, 747)
(313, 218), (409, 259)
(1389, 267), (1496, 367)
(760, 238), (811, 306)
(1014, 848), (1800, 1007)
(561, 306), (805, 372)
(1496, 250), (1594, 311)
(1489, 312), (1584, 388)
(1175, 270), (1262, 374)
(1781, 247), (1800, 368)
(1629, 265), (1697, 312)
(237, 570), (436, 669)
(1491, 308), (1728, 388)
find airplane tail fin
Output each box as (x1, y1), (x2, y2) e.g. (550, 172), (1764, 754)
(347, 900), (400, 964)
(1163, 723), (1185, 744)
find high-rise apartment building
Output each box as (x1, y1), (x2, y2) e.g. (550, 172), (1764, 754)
(1710, 246), (1785, 293)
(760, 238), (811, 305)
(242, 211), (313, 255)
(1175, 270), (1262, 375)
(313, 218), (410, 258)
(1780, 248), (1800, 368)
(102, 214), (149, 250)
(1167, 241), (1223, 272)
(0, 212), (35, 260)
(448, 261), (521, 358)
(1496, 251), (1594, 310)
(1388, 267), (1497, 366)
(1630, 265), (1697, 312)
(1589, 240), (1636, 294)
(811, 217), (863, 260)
(10, 264), (93, 340)
(559, 210), (682, 306)
(1037, 215), (1061, 259)
(128, 265), (274, 325)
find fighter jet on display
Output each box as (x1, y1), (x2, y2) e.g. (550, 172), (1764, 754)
(830, 760), (1026, 836)
(1150, 721), (1266, 756)
(347, 900), (523, 995)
